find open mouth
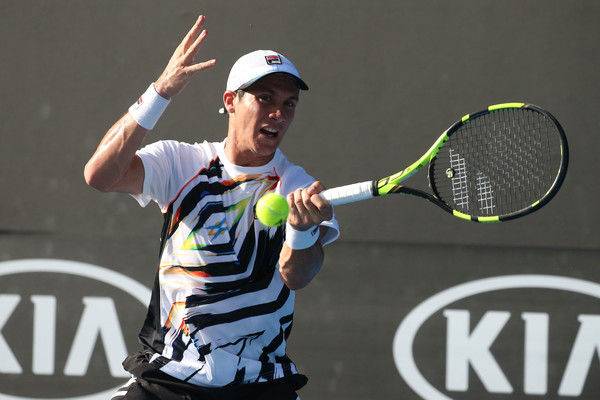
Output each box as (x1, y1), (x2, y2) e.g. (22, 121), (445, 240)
(260, 127), (279, 137)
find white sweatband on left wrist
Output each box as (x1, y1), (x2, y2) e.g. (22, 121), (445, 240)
(128, 83), (171, 130)
(285, 223), (320, 250)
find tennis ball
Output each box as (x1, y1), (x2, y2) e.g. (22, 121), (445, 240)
(256, 193), (289, 227)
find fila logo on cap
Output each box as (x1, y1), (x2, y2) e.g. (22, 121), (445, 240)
(265, 55), (282, 65)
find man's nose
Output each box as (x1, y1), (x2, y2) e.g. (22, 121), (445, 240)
(269, 108), (284, 121)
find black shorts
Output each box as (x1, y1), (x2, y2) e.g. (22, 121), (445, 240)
(109, 352), (307, 400)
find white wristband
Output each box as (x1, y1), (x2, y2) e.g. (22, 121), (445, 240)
(128, 83), (171, 130)
(285, 223), (319, 250)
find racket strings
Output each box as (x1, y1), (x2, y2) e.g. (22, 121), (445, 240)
(431, 108), (562, 217)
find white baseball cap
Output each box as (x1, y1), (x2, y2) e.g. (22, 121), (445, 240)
(226, 50), (309, 92)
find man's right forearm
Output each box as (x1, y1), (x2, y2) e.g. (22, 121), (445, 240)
(84, 113), (147, 194)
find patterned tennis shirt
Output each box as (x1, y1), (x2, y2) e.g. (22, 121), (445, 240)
(131, 139), (340, 387)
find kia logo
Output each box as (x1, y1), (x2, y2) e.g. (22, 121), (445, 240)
(393, 274), (600, 399)
(0, 259), (151, 400)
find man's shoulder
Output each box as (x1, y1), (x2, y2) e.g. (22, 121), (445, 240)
(275, 152), (316, 192)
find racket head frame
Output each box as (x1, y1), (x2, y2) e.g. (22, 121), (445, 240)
(374, 103), (569, 222)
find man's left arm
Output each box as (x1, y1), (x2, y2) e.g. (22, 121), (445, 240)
(279, 181), (333, 290)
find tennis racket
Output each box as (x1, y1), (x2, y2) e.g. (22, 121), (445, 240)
(320, 103), (568, 222)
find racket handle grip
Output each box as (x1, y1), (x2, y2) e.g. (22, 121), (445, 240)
(320, 181), (374, 206)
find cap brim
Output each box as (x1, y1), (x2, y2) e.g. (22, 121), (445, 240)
(239, 72), (309, 91)
(293, 75), (309, 91)
(296, 79), (309, 91)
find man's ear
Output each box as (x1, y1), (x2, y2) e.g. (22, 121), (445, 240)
(223, 91), (237, 114)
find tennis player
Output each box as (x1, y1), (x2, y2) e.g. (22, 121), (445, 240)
(84, 15), (339, 400)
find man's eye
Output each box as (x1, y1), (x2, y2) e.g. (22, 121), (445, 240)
(259, 95), (271, 102)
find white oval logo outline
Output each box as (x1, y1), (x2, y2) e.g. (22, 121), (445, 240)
(0, 258), (152, 400)
(393, 274), (600, 400)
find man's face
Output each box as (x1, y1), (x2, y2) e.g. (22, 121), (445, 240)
(226, 73), (300, 166)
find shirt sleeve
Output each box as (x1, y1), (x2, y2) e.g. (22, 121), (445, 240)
(130, 140), (212, 212)
(129, 145), (163, 209)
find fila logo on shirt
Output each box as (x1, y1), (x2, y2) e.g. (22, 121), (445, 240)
(0, 259), (151, 400)
(393, 275), (600, 399)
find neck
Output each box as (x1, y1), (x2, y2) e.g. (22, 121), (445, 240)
(223, 138), (276, 167)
